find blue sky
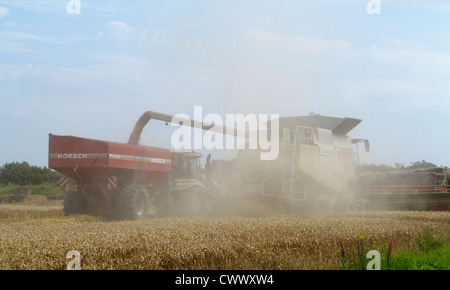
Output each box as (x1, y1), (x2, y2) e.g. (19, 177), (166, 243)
(0, 0), (449, 167)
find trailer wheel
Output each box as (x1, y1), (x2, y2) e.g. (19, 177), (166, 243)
(63, 189), (87, 216)
(114, 184), (150, 220)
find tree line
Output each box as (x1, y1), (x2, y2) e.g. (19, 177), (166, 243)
(357, 160), (438, 172)
(0, 162), (60, 186)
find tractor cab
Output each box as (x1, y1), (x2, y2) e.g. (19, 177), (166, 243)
(170, 151), (210, 216)
(171, 151), (207, 192)
(174, 152), (202, 180)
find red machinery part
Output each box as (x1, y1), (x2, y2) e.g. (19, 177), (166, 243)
(48, 134), (173, 194)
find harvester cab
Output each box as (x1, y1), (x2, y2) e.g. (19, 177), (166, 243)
(351, 138), (370, 165)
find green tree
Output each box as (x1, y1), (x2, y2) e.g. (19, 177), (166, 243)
(0, 162), (60, 186)
(407, 160), (437, 170)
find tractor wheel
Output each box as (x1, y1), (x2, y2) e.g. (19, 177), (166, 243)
(63, 189), (87, 216)
(114, 184), (150, 220)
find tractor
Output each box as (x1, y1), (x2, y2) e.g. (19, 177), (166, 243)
(48, 111), (217, 219)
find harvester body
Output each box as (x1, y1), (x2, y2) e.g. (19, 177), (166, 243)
(222, 113), (369, 213)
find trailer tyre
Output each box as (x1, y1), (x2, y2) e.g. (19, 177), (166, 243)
(63, 189), (87, 216)
(114, 184), (150, 220)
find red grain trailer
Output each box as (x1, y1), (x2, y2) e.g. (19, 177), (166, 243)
(48, 134), (174, 219)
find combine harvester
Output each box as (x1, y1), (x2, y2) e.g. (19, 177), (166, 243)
(215, 111), (371, 214)
(219, 111), (450, 213)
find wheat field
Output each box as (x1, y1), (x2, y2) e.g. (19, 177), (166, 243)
(0, 202), (449, 270)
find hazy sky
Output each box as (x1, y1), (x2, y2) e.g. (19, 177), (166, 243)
(0, 0), (449, 167)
